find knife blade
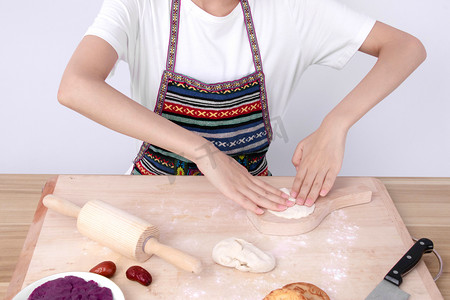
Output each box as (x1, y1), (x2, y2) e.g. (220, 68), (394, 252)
(365, 238), (433, 300)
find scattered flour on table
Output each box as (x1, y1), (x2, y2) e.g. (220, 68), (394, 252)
(267, 235), (309, 257)
(320, 210), (359, 297)
(326, 211), (359, 245)
(211, 205), (221, 217)
(178, 269), (279, 300)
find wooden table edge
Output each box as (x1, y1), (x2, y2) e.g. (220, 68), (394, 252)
(5, 175), (58, 300)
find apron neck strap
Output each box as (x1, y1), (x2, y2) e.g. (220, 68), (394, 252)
(240, 0), (263, 73)
(165, 0), (263, 73)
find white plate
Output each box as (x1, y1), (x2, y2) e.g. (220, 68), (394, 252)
(13, 271), (125, 300)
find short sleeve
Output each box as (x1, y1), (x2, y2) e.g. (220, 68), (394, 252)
(290, 0), (376, 69)
(84, 0), (138, 62)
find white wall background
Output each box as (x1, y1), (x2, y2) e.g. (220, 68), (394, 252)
(1, 0), (449, 176)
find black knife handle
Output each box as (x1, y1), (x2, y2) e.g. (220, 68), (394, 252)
(385, 238), (433, 286)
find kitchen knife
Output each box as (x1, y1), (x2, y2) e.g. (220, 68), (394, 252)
(365, 238), (433, 300)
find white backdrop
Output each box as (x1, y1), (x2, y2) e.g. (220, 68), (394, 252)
(1, 0), (449, 176)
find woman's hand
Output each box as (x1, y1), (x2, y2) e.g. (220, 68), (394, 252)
(290, 122), (347, 206)
(289, 21), (427, 206)
(195, 145), (291, 215)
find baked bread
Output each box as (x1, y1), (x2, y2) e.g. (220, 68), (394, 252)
(264, 282), (329, 300)
(282, 282), (330, 300)
(263, 287), (307, 300)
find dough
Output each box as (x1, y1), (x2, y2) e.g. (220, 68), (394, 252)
(212, 237), (275, 273)
(268, 188), (315, 219)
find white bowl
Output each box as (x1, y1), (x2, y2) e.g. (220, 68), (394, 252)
(13, 271), (125, 300)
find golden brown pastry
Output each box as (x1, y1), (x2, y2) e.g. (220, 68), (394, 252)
(282, 282), (330, 300)
(263, 288), (307, 300)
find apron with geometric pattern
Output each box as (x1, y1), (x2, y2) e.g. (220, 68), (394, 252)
(132, 0), (273, 176)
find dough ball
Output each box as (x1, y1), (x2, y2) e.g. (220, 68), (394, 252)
(212, 237), (275, 273)
(268, 188), (315, 219)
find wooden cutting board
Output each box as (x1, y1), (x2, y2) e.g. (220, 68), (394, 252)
(7, 176), (442, 299)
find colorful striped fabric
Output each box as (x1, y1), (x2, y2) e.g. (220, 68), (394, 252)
(133, 75), (271, 176)
(163, 80), (269, 155)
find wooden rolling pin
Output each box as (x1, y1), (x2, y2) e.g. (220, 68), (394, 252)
(43, 194), (202, 274)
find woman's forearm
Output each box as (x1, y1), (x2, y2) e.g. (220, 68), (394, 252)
(58, 74), (212, 164)
(58, 36), (213, 163)
(322, 24), (427, 131)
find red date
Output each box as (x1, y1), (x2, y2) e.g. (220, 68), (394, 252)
(126, 265), (152, 286)
(89, 261), (116, 278)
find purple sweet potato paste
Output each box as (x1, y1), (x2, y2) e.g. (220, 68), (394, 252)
(28, 275), (113, 300)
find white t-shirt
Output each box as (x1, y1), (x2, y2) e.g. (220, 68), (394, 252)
(85, 0), (375, 118)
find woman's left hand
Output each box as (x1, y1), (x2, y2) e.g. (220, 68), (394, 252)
(289, 21), (428, 206)
(290, 122), (347, 206)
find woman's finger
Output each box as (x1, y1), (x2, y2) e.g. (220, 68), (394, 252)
(319, 169), (338, 197)
(291, 162), (307, 199)
(251, 178), (291, 204)
(240, 183), (288, 211)
(232, 169), (288, 206)
(226, 189), (265, 215)
(304, 171), (327, 206)
(296, 171), (317, 205)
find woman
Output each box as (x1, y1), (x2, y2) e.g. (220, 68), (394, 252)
(57, 0), (426, 214)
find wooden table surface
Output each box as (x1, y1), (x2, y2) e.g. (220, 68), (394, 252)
(1, 175), (449, 299)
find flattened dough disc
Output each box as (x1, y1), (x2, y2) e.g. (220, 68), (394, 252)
(247, 177), (374, 236)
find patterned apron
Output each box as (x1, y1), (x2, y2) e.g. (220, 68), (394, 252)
(132, 0), (273, 176)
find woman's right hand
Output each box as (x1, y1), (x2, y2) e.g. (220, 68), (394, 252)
(195, 145), (291, 214)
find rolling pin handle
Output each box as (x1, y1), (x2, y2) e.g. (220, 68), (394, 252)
(144, 238), (203, 274)
(43, 194), (81, 218)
